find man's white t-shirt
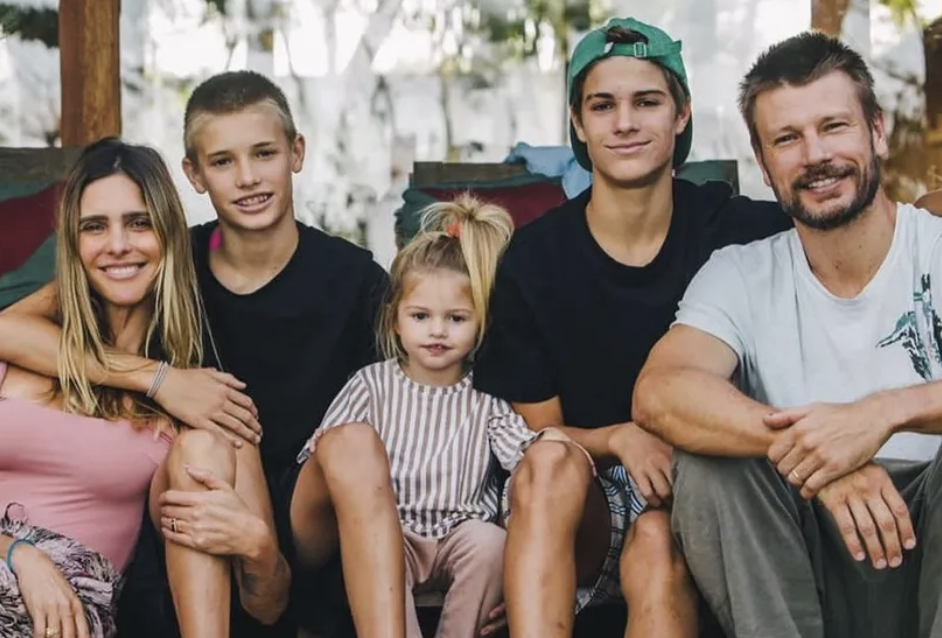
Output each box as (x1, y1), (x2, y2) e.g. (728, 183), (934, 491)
(675, 204), (942, 461)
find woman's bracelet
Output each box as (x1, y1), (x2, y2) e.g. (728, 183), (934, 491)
(5, 538), (35, 572)
(147, 361), (170, 399)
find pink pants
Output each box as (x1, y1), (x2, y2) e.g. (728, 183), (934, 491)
(404, 520), (506, 638)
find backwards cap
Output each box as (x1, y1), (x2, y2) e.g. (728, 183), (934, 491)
(568, 17), (692, 170)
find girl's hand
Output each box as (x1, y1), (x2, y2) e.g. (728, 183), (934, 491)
(9, 543), (90, 638)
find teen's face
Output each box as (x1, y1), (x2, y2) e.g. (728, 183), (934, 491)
(78, 173), (161, 309)
(395, 270), (479, 386)
(752, 71), (887, 231)
(572, 56), (689, 187)
(183, 103), (305, 233)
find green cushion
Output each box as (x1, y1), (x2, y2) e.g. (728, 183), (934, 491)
(0, 181), (54, 204)
(395, 173), (566, 246)
(0, 233), (55, 311)
(676, 160), (739, 194)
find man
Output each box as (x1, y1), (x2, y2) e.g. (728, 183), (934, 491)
(473, 16), (795, 638)
(634, 32), (942, 638)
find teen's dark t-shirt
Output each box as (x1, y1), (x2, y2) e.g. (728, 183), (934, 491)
(473, 179), (793, 428)
(192, 220), (390, 473)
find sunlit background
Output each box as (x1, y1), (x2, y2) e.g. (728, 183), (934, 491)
(1, 0), (938, 267)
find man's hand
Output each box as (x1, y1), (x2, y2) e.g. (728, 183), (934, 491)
(480, 602), (506, 636)
(155, 368), (262, 447)
(609, 422), (673, 507)
(765, 398), (893, 498)
(816, 463), (916, 570)
(9, 542), (91, 638)
(159, 466), (270, 558)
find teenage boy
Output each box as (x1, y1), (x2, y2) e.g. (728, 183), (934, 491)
(473, 17), (794, 638)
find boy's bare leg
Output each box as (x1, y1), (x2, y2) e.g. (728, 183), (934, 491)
(504, 441), (611, 638)
(621, 510), (698, 638)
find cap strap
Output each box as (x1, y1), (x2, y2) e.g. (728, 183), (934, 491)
(604, 39), (682, 59)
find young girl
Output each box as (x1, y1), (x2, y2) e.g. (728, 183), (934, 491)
(297, 194), (563, 638)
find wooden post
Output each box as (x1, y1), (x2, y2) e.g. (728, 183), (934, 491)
(811, 0), (851, 36)
(925, 18), (942, 189)
(58, 0), (121, 146)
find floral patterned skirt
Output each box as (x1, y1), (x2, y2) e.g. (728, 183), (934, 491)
(0, 503), (123, 638)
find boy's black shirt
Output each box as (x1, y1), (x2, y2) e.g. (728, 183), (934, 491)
(473, 179), (793, 429)
(191, 220), (390, 473)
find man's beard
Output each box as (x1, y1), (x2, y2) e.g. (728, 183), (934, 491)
(771, 150), (881, 231)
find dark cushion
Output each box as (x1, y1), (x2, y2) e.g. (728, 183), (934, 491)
(396, 175), (567, 246)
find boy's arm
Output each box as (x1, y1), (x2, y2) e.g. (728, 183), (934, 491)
(0, 298), (261, 444)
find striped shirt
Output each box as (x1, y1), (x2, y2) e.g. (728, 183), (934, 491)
(297, 359), (537, 538)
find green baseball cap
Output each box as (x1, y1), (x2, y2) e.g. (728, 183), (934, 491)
(568, 17), (692, 170)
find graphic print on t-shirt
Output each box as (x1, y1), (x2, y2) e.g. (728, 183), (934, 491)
(877, 274), (942, 381)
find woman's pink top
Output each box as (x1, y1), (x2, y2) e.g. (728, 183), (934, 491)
(0, 362), (171, 570)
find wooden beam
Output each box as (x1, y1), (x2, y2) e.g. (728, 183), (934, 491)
(925, 17), (942, 189)
(58, 0), (121, 146)
(811, 0), (851, 36)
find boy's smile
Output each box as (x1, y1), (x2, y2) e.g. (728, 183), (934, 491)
(183, 102), (305, 234)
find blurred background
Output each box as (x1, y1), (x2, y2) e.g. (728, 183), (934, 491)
(1, 0), (940, 268)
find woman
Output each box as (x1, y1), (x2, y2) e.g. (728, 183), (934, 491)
(0, 138), (286, 638)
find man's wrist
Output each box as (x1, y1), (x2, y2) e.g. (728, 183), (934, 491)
(868, 389), (910, 437)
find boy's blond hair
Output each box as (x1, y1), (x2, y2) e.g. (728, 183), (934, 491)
(183, 70), (297, 161)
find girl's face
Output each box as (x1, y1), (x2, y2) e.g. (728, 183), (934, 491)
(395, 269), (479, 386)
(77, 173), (161, 310)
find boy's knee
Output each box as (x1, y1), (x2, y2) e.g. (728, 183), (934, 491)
(510, 441), (592, 513)
(168, 429), (235, 483)
(621, 510), (690, 602)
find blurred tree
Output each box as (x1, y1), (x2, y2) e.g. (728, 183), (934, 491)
(0, 4), (57, 46)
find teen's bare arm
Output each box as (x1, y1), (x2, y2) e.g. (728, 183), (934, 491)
(513, 397), (674, 506)
(0, 288), (261, 443)
(632, 324), (777, 457)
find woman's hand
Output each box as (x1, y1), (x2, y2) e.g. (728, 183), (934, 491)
(9, 543), (90, 638)
(159, 466), (269, 559)
(154, 368), (262, 447)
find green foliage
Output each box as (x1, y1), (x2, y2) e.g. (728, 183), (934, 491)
(0, 4), (57, 47)
(877, 0), (921, 27)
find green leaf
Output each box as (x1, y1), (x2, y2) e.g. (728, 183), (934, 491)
(0, 4), (58, 48)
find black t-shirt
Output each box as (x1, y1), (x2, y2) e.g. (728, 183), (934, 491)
(191, 220), (390, 473)
(473, 179), (792, 429)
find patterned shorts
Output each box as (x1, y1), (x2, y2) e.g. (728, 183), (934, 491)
(0, 503), (123, 638)
(501, 464), (645, 613)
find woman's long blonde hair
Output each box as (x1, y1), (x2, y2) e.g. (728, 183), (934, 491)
(379, 193), (514, 361)
(55, 138), (203, 427)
